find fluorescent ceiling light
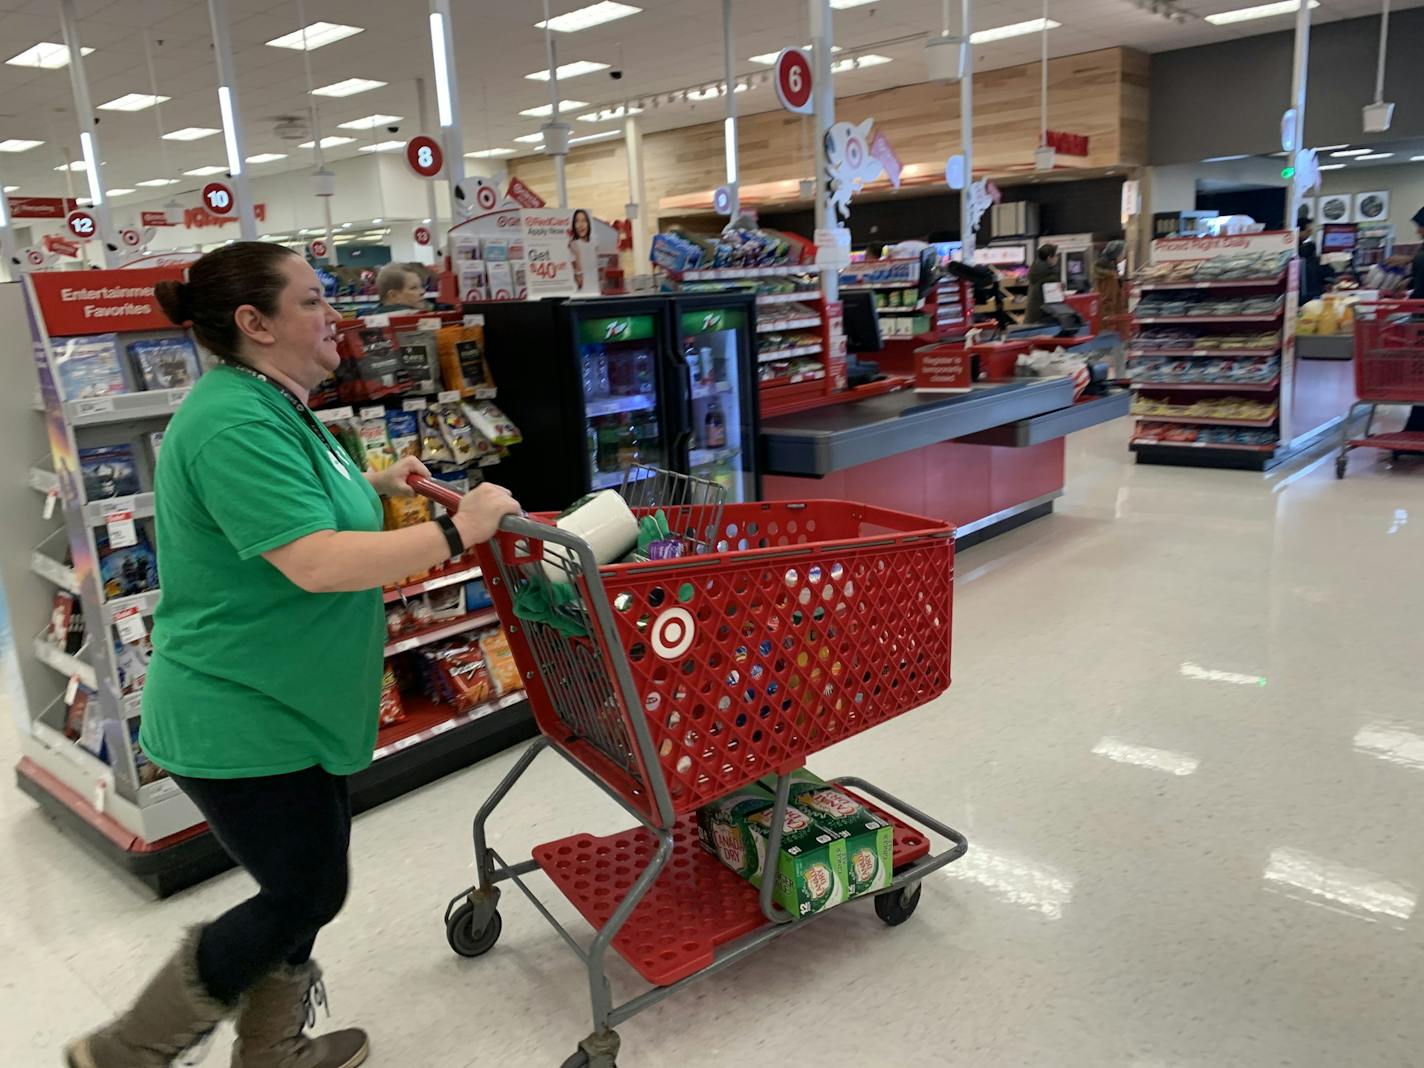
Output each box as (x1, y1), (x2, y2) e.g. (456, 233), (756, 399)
(527, 60), (610, 81)
(1091, 737), (1200, 776)
(571, 129), (623, 145)
(578, 105), (643, 122)
(184, 164), (228, 176)
(429, 13), (453, 127)
(1202, 154), (1249, 162)
(4, 185), (19, 192)
(265, 22), (363, 50)
(98, 93), (169, 112)
(1331, 148), (1373, 157)
(519, 100), (589, 117)
(0, 138), (43, 152)
(136, 178), (179, 187)
(1205, 0), (1319, 26)
(358, 140), (406, 153)
(106, 188), (134, 197)
(687, 84), (747, 102)
(54, 160), (89, 171)
(1356, 153), (1394, 161)
(311, 78), (385, 98)
(246, 152), (288, 163)
(514, 133), (546, 144)
(163, 127), (220, 141)
(467, 147), (516, 157)
(1263, 845), (1415, 920)
(1316, 144), (1349, 151)
(1318, 163), (1347, 170)
(337, 114), (402, 130)
(749, 45), (842, 65)
(5, 42), (93, 69)
(536, 2), (641, 32)
(831, 0), (878, 7)
(371, 217), (383, 224)
(832, 54), (892, 73)
(78, 131), (101, 204)
(1412, 155), (1424, 162)
(299, 136), (356, 149)
(971, 18), (1060, 44)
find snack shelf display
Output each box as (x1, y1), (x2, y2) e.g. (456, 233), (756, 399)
(1127, 232), (1301, 470)
(8, 269), (536, 897)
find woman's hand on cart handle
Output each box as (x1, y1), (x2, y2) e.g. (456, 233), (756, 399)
(371, 456), (431, 498)
(455, 483), (523, 546)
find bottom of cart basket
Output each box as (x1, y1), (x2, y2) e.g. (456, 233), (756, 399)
(1348, 431), (1424, 451)
(531, 792), (932, 987)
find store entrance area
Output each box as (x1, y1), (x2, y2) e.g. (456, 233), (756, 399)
(4, 420), (1420, 1066)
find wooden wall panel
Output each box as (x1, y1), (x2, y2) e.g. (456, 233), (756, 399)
(512, 47), (1148, 227)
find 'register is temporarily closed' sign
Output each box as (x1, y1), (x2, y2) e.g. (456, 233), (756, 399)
(29, 265), (187, 337)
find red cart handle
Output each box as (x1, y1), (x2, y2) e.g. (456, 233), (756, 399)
(406, 474), (463, 512)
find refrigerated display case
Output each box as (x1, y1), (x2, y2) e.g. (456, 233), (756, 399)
(470, 294), (759, 512)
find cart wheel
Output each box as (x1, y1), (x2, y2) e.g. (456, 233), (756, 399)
(874, 883), (922, 926)
(1335, 456), (1347, 479)
(446, 902), (502, 958)
(560, 1050), (617, 1068)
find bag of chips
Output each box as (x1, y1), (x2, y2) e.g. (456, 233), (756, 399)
(435, 403), (479, 465)
(436, 323), (491, 396)
(479, 629), (522, 696)
(419, 407), (455, 464)
(385, 410), (420, 460)
(429, 640), (492, 710)
(379, 665), (407, 727)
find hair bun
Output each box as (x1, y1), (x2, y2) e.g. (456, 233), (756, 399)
(153, 278), (193, 327)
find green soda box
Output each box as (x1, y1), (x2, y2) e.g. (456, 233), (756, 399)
(763, 769), (895, 898)
(696, 784), (848, 917)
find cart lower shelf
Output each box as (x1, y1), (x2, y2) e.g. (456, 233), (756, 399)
(531, 790), (931, 987)
(1347, 431), (1424, 451)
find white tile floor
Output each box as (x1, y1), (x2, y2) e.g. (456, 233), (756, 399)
(6, 417), (1424, 1067)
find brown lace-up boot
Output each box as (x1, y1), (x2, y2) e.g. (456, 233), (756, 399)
(229, 960), (367, 1068)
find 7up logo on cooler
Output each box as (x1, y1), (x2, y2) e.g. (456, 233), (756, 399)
(701, 311), (725, 331)
(603, 319), (630, 341)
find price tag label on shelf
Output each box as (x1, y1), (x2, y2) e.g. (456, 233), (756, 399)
(105, 505), (137, 549)
(359, 406), (385, 421)
(462, 314), (485, 327)
(74, 398), (115, 418)
(364, 313), (392, 328)
(43, 489), (57, 520)
(419, 317), (442, 332)
(478, 455), (501, 468)
(402, 398), (428, 412)
(113, 605), (146, 643)
(437, 390), (462, 404)
(65, 674), (80, 704)
(167, 387), (191, 408)
(93, 775), (108, 814)
(316, 406), (355, 423)
(473, 386), (497, 400)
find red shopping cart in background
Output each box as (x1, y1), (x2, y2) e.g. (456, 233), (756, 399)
(1336, 300), (1424, 477)
(411, 469), (967, 1068)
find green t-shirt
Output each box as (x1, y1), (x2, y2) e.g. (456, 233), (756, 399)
(139, 365), (386, 779)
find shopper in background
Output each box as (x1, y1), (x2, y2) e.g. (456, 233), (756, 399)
(1092, 239), (1127, 318)
(864, 241), (885, 262)
(65, 242), (521, 1068)
(1025, 242), (1060, 324)
(371, 262), (427, 314)
(1298, 220), (1325, 304)
(1404, 206), (1424, 438)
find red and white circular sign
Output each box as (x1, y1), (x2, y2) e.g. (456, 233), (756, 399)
(474, 183), (499, 211)
(413, 225), (432, 247)
(25, 247), (45, 267)
(309, 238), (328, 258)
(775, 48), (814, 114)
(66, 210), (97, 240)
(119, 228), (142, 248)
(406, 136), (444, 179)
(202, 182), (235, 215)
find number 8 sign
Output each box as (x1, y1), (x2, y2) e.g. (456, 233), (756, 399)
(406, 135), (444, 179)
(775, 48), (813, 115)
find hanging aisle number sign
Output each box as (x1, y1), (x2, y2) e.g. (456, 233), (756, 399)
(775, 48), (814, 114)
(202, 182), (235, 215)
(65, 210), (97, 240)
(406, 136), (444, 179)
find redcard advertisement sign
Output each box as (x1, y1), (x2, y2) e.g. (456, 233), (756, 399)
(30, 265), (188, 337)
(141, 210), (172, 227)
(43, 234), (79, 258)
(824, 300), (847, 390)
(914, 344), (973, 393)
(9, 197), (78, 220)
(505, 176), (546, 209)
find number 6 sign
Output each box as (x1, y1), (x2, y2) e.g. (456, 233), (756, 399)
(202, 182), (235, 215)
(775, 48), (814, 115)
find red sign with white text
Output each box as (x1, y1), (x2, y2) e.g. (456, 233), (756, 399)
(183, 203), (266, 229)
(775, 49), (814, 114)
(505, 176), (546, 209)
(30, 265), (188, 337)
(1045, 130), (1089, 157)
(141, 210), (172, 227)
(412, 226), (431, 247)
(12, 197), (80, 220)
(914, 344), (973, 392)
(43, 234), (79, 258)
(66, 211), (97, 241)
(406, 136), (444, 179)
(202, 182), (235, 215)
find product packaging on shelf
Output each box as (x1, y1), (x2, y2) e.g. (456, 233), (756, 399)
(97, 529), (158, 600)
(78, 445), (140, 501)
(696, 782), (847, 917)
(436, 322), (491, 396)
(762, 769), (894, 898)
(394, 329), (440, 393)
(379, 664), (406, 727)
(487, 262), (516, 301)
(479, 629), (522, 696)
(54, 334), (128, 401)
(337, 326), (404, 402)
(127, 337), (202, 390)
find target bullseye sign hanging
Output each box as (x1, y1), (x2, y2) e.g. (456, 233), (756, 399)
(651, 607), (696, 660)
(202, 182), (235, 215)
(474, 183), (499, 211)
(406, 135), (444, 179)
(775, 48), (814, 114)
(119, 228), (142, 249)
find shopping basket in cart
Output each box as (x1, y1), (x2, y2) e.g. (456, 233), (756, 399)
(411, 469), (968, 1068)
(1336, 299), (1424, 477)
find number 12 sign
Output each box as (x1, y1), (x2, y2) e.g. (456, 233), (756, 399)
(65, 210), (97, 240)
(775, 48), (813, 115)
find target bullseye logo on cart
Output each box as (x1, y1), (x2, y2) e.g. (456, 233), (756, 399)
(651, 607), (696, 660)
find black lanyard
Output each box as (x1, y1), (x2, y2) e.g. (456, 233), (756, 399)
(223, 359), (350, 473)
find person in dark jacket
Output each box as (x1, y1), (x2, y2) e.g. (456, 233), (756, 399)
(1025, 243), (1059, 323)
(1299, 223), (1325, 304)
(1405, 207), (1424, 436)
(1092, 239), (1127, 318)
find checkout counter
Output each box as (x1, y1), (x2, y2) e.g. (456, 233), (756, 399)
(761, 366), (1130, 547)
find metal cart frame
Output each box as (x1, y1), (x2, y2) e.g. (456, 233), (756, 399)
(1336, 300), (1424, 477)
(414, 472), (968, 1068)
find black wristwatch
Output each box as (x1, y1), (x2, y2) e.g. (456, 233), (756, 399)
(435, 514), (465, 558)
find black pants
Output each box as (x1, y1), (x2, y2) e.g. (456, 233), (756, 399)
(172, 765), (352, 1005)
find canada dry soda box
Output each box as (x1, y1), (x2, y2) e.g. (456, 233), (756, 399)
(696, 783), (848, 917)
(762, 769), (895, 898)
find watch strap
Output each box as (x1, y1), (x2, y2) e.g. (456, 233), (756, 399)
(435, 514), (465, 558)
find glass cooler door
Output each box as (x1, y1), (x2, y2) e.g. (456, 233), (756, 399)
(678, 305), (753, 502)
(575, 311), (665, 490)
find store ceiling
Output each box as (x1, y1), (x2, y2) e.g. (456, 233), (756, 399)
(0, 0), (1417, 201)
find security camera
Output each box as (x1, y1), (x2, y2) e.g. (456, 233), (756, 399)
(386, 124), (401, 134)
(609, 68), (623, 80)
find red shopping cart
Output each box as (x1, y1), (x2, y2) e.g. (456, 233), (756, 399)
(411, 469), (967, 1068)
(1336, 299), (1424, 477)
